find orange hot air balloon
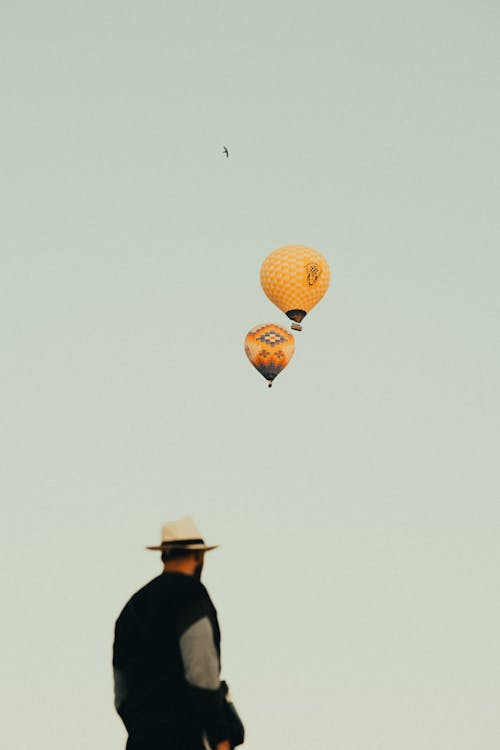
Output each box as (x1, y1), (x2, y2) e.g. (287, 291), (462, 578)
(244, 323), (295, 388)
(260, 245), (331, 330)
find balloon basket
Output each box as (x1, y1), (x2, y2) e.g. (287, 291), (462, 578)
(291, 323), (302, 331)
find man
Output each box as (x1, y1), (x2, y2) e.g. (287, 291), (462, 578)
(113, 517), (242, 750)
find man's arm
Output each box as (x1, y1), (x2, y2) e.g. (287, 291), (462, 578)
(177, 598), (230, 747)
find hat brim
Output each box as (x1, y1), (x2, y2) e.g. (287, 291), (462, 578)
(145, 543), (218, 552)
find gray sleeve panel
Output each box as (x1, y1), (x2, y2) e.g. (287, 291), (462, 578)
(179, 616), (220, 690)
(113, 667), (128, 711)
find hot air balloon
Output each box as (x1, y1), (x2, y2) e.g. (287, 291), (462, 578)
(244, 323), (295, 388)
(260, 245), (331, 330)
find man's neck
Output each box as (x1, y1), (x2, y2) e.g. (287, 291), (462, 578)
(163, 559), (197, 576)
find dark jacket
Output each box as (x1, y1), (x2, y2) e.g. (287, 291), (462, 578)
(113, 572), (229, 747)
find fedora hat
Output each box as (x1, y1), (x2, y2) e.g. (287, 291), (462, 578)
(146, 516), (218, 552)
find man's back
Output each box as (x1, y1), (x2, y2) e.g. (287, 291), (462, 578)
(113, 572), (222, 743)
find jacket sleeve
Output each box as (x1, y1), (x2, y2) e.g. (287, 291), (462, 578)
(176, 595), (229, 745)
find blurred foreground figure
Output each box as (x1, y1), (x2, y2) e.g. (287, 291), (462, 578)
(113, 517), (244, 750)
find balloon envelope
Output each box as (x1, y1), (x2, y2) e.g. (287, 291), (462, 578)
(244, 323), (295, 387)
(260, 245), (331, 328)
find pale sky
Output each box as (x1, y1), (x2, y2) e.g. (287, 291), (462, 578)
(1, 2), (499, 748)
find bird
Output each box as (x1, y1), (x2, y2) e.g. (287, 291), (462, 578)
(223, 146), (229, 158)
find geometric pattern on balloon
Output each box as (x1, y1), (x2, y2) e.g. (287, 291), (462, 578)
(244, 323), (295, 387)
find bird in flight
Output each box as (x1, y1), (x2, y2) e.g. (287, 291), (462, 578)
(223, 146), (229, 158)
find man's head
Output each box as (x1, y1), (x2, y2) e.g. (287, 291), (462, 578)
(146, 516), (217, 579)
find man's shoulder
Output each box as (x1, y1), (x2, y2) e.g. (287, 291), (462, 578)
(122, 573), (207, 613)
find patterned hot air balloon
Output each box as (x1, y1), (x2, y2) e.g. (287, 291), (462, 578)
(260, 245), (331, 330)
(244, 323), (295, 388)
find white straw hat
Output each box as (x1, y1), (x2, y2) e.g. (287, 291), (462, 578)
(146, 516), (218, 552)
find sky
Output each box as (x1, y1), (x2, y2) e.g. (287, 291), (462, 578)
(1, 1), (499, 748)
